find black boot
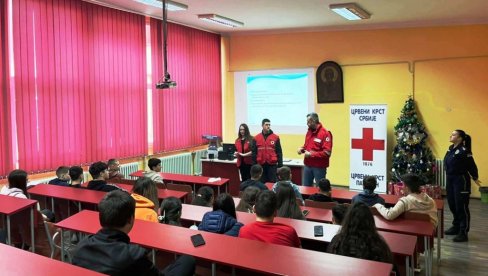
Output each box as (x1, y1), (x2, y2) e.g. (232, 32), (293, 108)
(453, 233), (468, 242)
(444, 226), (459, 235)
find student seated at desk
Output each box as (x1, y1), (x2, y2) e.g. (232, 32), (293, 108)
(352, 176), (385, 206)
(1, 170), (29, 199)
(48, 166), (71, 186)
(72, 190), (195, 276)
(159, 197), (182, 226)
(87, 162), (122, 192)
(308, 178), (335, 202)
(332, 204), (349, 225)
(239, 190), (301, 248)
(276, 182), (305, 220)
(107, 158), (124, 182)
(0, 170), (50, 250)
(191, 186), (214, 207)
(131, 177), (159, 223)
(236, 186), (261, 213)
(198, 193), (243, 237)
(69, 166), (85, 188)
(328, 202), (393, 265)
(240, 164), (268, 191)
(271, 166), (303, 201)
(142, 158), (164, 184)
(373, 173), (438, 227)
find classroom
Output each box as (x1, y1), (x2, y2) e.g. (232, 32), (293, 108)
(1, 0), (487, 275)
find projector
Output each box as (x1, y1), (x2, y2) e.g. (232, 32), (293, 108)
(156, 80), (177, 89)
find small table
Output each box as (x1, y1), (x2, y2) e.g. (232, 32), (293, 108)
(0, 195), (37, 252)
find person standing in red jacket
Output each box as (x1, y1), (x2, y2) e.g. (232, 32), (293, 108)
(252, 119), (283, 183)
(234, 123), (254, 181)
(297, 112), (333, 186)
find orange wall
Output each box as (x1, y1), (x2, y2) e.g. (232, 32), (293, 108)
(223, 24), (488, 197)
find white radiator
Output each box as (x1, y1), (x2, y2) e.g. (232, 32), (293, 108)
(120, 162), (140, 178)
(193, 149), (207, 176)
(435, 159), (447, 189)
(160, 153), (192, 175)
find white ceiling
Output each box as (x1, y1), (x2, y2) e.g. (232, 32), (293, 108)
(87, 0), (488, 35)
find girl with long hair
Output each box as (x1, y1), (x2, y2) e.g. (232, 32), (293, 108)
(159, 197), (182, 226)
(276, 182), (305, 220)
(235, 123), (254, 181)
(131, 177), (159, 222)
(328, 202), (393, 264)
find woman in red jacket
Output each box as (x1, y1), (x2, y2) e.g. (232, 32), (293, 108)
(235, 123), (254, 181)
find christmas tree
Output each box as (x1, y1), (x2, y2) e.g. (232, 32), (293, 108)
(391, 96), (435, 184)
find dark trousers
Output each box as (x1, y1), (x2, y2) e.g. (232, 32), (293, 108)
(239, 163), (252, 182)
(446, 174), (471, 234)
(162, 255), (196, 276)
(260, 163), (277, 183)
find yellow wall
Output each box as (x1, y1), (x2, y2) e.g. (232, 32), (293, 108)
(223, 24), (488, 197)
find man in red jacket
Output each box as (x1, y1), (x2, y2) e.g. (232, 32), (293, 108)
(297, 112), (333, 186)
(252, 118), (283, 183)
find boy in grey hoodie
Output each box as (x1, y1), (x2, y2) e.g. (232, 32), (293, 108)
(374, 173), (437, 227)
(142, 158), (164, 184)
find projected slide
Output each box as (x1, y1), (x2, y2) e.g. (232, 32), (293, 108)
(234, 68), (314, 135)
(247, 74), (308, 126)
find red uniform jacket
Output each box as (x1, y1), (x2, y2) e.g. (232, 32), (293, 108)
(235, 138), (253, 167)
(302, 123), (332, 168)
(254, 132), (280, 165)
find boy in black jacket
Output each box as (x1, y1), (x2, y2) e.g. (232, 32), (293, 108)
(72, 190), (195, 276)
(352, 176), (385, 206)
(308, 178), (335, 202)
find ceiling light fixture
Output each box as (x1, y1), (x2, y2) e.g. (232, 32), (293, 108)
(329, 2), (370, 20)
(134, 0), (188, 11)
(198, 14), (244, 28)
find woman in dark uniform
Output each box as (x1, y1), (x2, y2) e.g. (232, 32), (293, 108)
(444, 129), (481, 242)
(234, 123), (253, 182)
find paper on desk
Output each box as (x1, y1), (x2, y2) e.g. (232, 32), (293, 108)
(208, 177), (221, 182)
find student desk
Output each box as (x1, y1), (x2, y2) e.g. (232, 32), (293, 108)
(265, 182), (444, 264)
(130, 171), (230, 195)
(56, 210), (392, 276)
(202, 158), (304, 196)
(0, 243), (105, 275)
(28, 184), (105, 212)
(0, 195), (37, 252)
(181, 204), (416, 276)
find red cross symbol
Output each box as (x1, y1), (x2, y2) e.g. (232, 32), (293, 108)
(351, 128), (385, 161)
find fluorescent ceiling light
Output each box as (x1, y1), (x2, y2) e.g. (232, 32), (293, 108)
(198, 14), (244, 28)
(330, 3), (370, 20)
(134, 0), (188, 11)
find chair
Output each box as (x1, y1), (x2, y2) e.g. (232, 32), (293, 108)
(305, 199), (337, 209)
(166, 183), (194, 203)
(43, 221), (74, 262)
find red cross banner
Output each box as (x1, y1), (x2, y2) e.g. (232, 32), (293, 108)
(350, 104), (387, 193)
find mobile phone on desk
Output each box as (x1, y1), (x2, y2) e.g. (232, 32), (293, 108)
(314, 225), (323, 237)
(302, 209), (310, 217)
(191, 234), (206, 247)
